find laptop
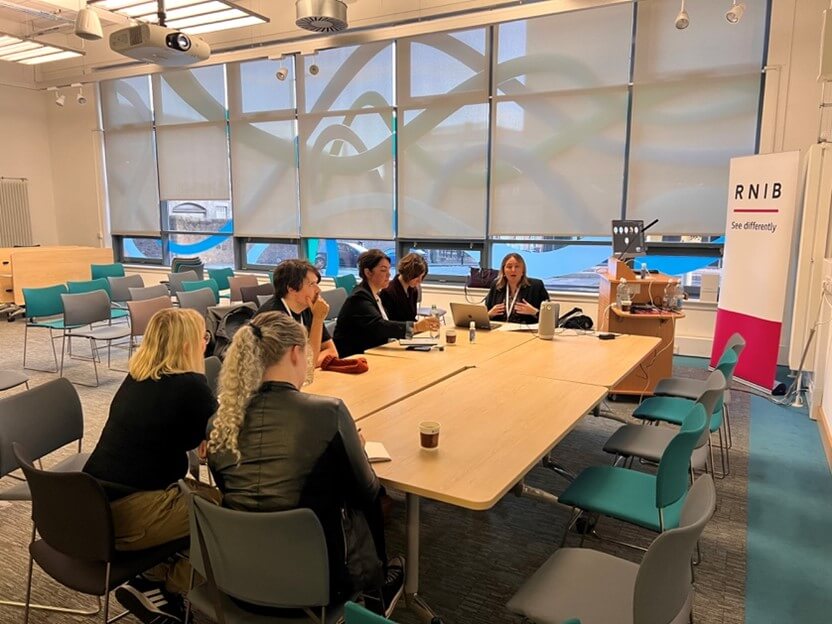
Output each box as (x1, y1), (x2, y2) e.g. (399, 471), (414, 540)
(450, 302), (502, 330)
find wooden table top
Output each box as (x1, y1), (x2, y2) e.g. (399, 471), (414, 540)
(478, 331), (661, 389)
(304, 354), (467, 421)
(365, 328), (536, 367)
(360, 368), (607, 510)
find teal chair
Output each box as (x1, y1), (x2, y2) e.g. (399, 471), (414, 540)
(182, 279), (219, 304)
(344, 601), (397, 623)
(22, 284), (73, 372)
(631, 350), (738, 478)
(90, 263), (124, 280)
(207, 268), (234, 294)
(334, 273), (357, 294)
(67, 279), (128, 321)
(558, 404), (707, 545)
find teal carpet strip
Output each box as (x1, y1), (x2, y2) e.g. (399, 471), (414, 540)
(746, 396), (832, 622)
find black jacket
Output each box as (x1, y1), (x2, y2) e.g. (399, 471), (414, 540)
(209, 381), (380, 600)
(333, 282), (411, 356)
(484, 277), (550, 324)
(379, 277), (418, 322)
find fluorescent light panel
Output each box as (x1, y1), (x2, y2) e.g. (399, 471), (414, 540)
(0, 34), (83, 64)
(88, 0), (268, 34)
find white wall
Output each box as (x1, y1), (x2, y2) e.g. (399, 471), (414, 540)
(0, 84), (58, 245)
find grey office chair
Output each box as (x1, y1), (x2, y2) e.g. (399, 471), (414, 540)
(0, 379), (93, 615)
(167, 270), (199, 296)
(0, 370), (29, 394)
(507, 475), (716, 624)
(178, 288), (217, 317)
(240, 283), (274, 306)
(228, 275), (259, 303)
(107, 274), (144, 307)
(185, 494), (342, 623)
(60, 291), (131, 387)
(321, 287), (348, 320)
(171, 256), (204, 280)
(126, 296), (173, 358)
(128, 284), (170, 301)
(204, 356), (221, 396)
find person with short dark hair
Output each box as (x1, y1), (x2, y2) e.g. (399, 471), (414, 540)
(379, 252), (428, 322)
(333, 249), (439, 357)
(257, 259), (338, 366)
(484, 252), (550, 324)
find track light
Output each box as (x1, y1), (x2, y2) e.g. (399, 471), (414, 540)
(309, 63), (319, 76)
(54, 92), (65, 107)
(675, 0), (689, 30)
(74, 84), (87, 105)
(275, 67), (288, 81)
(726, 0), (745, 23)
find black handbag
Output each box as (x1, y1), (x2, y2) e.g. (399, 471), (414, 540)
(464, 267), (500, 303)
(558, 307), (594, 331)
(341, 507), (384, 593)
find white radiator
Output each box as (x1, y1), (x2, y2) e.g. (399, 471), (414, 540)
(0, 177), (33, 248)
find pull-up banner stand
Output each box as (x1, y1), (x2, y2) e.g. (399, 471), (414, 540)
(712, 151), (801, 391)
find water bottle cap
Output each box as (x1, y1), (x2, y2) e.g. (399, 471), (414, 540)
(469, 321), (476, 329)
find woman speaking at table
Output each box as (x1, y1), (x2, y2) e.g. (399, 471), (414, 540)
(334, 249), (439, 357)
(485, 252), (550, 324)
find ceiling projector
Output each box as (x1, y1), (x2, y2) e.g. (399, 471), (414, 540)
(110, 23), (210, 66)
(296, 0), (348, 32)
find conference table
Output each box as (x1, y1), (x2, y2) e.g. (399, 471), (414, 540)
(307, 328), (660, 622)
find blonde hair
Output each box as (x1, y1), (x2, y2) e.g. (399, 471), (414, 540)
(129, 308), (205, 381)
(495, 252), (530, 291)
(208, 312), (307, 461)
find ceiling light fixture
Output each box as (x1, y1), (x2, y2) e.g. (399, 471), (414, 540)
(726, 0), (746, 24)
(55, 92), (66, 107)
(0, 35), (83, 65)
(675, 0), (689, 30)
(296, 0), (348, 33)
(75, 4), (103, 40)
(87, 0), (269, 35)
(73, 83), (87, 104)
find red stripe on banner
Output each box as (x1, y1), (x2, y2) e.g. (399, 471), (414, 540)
(711, 308), (782, 390)
(733, 209), (779, 213)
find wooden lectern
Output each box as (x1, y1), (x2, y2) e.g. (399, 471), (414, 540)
(598, 258), (684, 396)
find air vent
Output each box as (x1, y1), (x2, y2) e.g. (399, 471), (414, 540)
(296, 0), (348, 32)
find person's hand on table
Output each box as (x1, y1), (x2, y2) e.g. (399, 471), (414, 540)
(414, 316), (440, 333)
(488, 303), (506, 318)
(515, 299), (539, 316)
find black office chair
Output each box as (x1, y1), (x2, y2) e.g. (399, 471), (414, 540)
(13, 443), (189, 624)
(240, 283), (275, 306)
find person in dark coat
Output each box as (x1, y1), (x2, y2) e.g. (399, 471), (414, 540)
(379, 252), (428, 322)
(484, 252), (550, 324)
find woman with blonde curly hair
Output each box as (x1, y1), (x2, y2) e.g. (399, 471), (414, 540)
(208, 312), (404, 617)
(84, 307), (219, 624)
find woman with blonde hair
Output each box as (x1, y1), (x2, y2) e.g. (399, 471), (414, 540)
(484, 252), (550, 324)
(209, 312), (404, 617)
(84, 307), (218, 624)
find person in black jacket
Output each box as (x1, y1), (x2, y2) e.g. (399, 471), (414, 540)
(379, 252), (428, 322)
(484, 252), (550, 324)
(84, 307), (219, 624)
(333, 249), (438, 357)
(208, 312), (404, 617)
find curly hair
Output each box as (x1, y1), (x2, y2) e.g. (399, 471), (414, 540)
(208, 312), (307, 461)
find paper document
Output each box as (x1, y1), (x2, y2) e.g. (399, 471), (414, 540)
(399, 337), (439, 346)
(364, 441), (392, 463)
(494, 323), (539, 332)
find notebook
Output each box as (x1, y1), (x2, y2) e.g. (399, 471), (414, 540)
(364, 441), (391, 463)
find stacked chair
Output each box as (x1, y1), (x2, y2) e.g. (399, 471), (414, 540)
(171, 256), (205, 280)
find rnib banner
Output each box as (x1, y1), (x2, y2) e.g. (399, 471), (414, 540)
(712, 151), (801, 391)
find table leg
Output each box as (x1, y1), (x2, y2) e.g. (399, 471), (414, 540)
(405, 493), (443, 623)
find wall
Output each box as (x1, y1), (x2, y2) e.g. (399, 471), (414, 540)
(0, 83), (58, 245)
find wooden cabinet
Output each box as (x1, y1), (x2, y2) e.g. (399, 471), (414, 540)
(598, 258), (684, 396)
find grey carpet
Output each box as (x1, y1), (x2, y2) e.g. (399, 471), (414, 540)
(0, 319), (747, 624)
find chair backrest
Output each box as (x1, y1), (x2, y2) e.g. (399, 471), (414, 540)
(178, 288), (216, 317)
(13, 443), (114, 562)
(724, 332), (746, 360)
(182, 279), (219, 303)
(108, 274), (144, 303)
(345, 601), (396, 623)
(334, 273), (357, 293)
(0, 378), (83, 478)
(710, 350), (739, 430)
(129, 284), (170, 301)
(23, 284), (67, 319)
(656, 404), (707, 510)
(228, 275), (259, 302)
(188, 496), (330, 608)
(634, 475), (716, 624)
(207, 267), (234, 292)
(127, 296), (173, 338)
(692, 370), (726, 447)
(321, 287), (348, 320)
(167, 271), (199, 295)
(91, 263), (125, 280)
(61, 290), (112, 327)
(204, 356), (221, 396)
(67, 278), (111, 296)
(256, 294), (272, 307)
(240, 283), (274, 305)
(171, 256), (204, 280)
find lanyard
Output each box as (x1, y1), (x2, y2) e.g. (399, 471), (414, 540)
(281, 298), (303, 323)
(374, 294), (389, 320)
(505, 287), (521, 318)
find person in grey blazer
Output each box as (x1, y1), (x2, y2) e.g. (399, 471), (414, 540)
(484, 252), (550, 324)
